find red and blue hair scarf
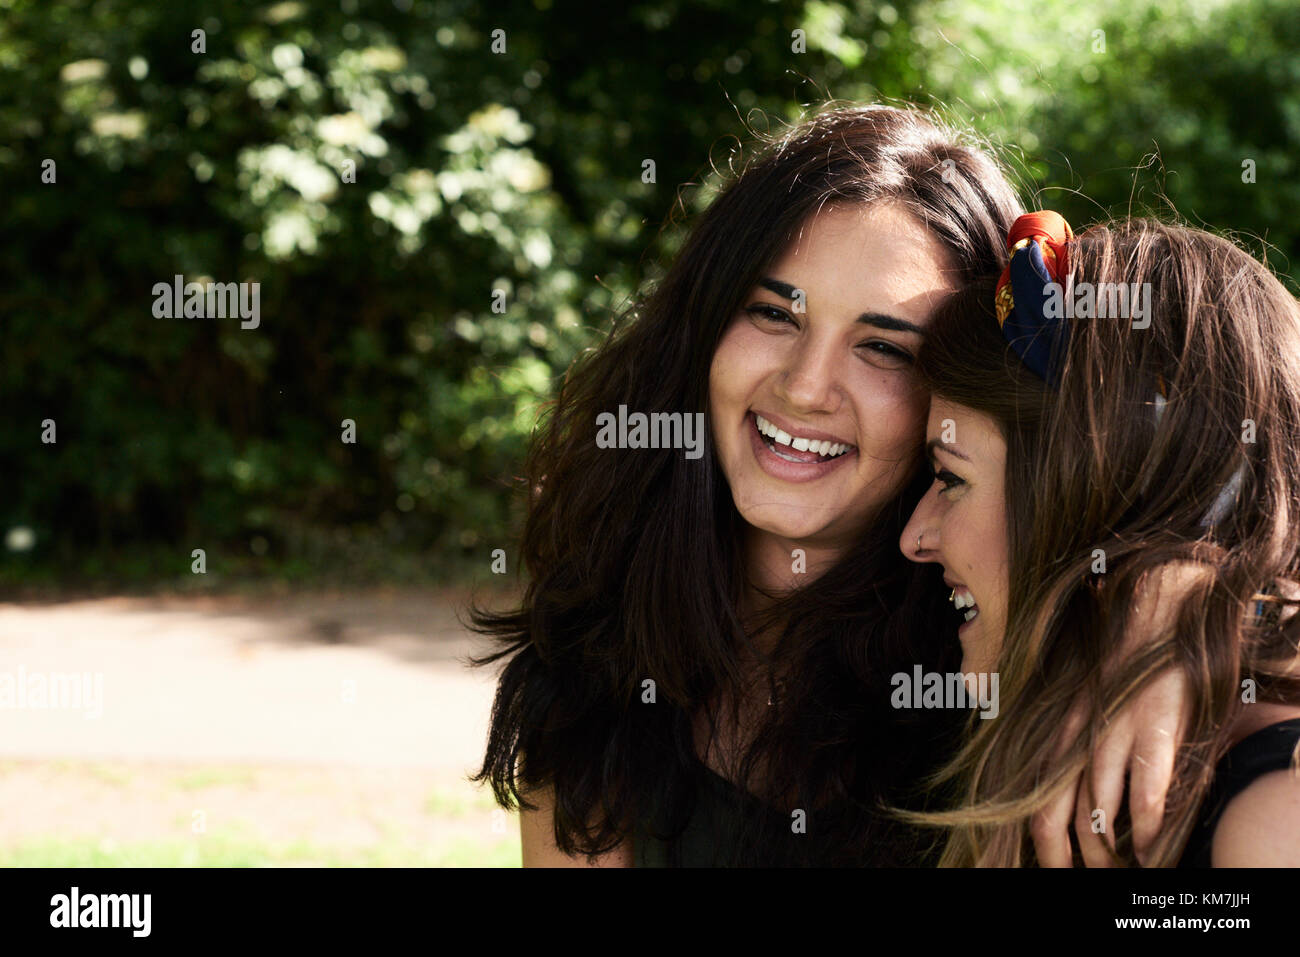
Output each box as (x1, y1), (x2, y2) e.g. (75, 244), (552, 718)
(990, 211), (1243, 530)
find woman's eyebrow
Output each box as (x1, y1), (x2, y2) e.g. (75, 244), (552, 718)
(759, 277), (800, 299)
(757, 278), (924, 335)
(926, 437), (971, 463)
(858, 313), (925, 335)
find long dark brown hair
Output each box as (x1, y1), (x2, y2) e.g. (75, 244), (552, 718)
(468, 102), (1024, 865)
(909, 218), (1300, 866)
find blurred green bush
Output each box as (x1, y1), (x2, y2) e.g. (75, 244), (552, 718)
(1, 0), (1295, 590)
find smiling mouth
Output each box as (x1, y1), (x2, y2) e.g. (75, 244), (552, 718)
(949, 584), (980, 627)
(753, 412), (855, 464)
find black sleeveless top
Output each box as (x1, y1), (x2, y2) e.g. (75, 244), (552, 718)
(633, 718), (1300, 867)
(631, 749), (949, 867)
(1178, 717), (1300, 867)
(632, 759), (790, 867)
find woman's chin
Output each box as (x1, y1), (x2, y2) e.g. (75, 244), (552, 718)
(736, 505), (836, 543)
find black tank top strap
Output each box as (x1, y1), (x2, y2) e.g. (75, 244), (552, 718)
(1179, 717), (1300, 867)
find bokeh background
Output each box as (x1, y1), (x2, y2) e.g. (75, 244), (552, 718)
(2, 0), (1297, 865)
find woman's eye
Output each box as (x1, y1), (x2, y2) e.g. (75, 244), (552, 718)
(859, 341), (914, 364)
(934, 468), (965, 493)
(745, 303), (794, 325)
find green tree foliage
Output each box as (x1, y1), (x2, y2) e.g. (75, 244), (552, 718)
(1, 0), (1294, 588)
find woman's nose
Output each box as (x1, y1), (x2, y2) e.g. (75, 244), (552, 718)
(901, 498), (938, 562)
(774, 339), (841, 413)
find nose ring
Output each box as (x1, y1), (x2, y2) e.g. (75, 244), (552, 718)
(916, 532), (923, 551)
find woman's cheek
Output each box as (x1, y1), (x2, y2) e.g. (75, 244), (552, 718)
(708, 327), (747, 409)
(858, 371), (928, 457)
(708, 323), (767, 469)
(711, 321), (763, 385)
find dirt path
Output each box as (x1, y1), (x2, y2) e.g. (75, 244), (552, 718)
(0, 586), (522, 866)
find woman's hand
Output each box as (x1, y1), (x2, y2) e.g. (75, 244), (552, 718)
(1031, 668), (1188, 866)
(1031, 564), (1201, 867)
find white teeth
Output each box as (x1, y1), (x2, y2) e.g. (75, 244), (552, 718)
(952, 588), (976, 611)
(754, 414), (852, 459)
(963, 608), (978, 622)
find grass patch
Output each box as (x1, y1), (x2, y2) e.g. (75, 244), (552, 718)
(423, 784), (499, 817)
(172, 767), (260, 791)
(84, 764), (135, 788)
(0, 833), (521, 867)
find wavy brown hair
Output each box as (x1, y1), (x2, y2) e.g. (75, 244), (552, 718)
(909, 219), (1300, 866)
(467, 102), (1024, 865)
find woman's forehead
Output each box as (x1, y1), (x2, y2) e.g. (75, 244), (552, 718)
(768, 204), (960, 316)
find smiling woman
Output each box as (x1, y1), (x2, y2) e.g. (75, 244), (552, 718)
(468, 104), (1193, 868)
(903, 398), (1011, 675)
(901, 220), (1300, 867)
(710, 202), (955, 566)
(469, 103), (1023, 867)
